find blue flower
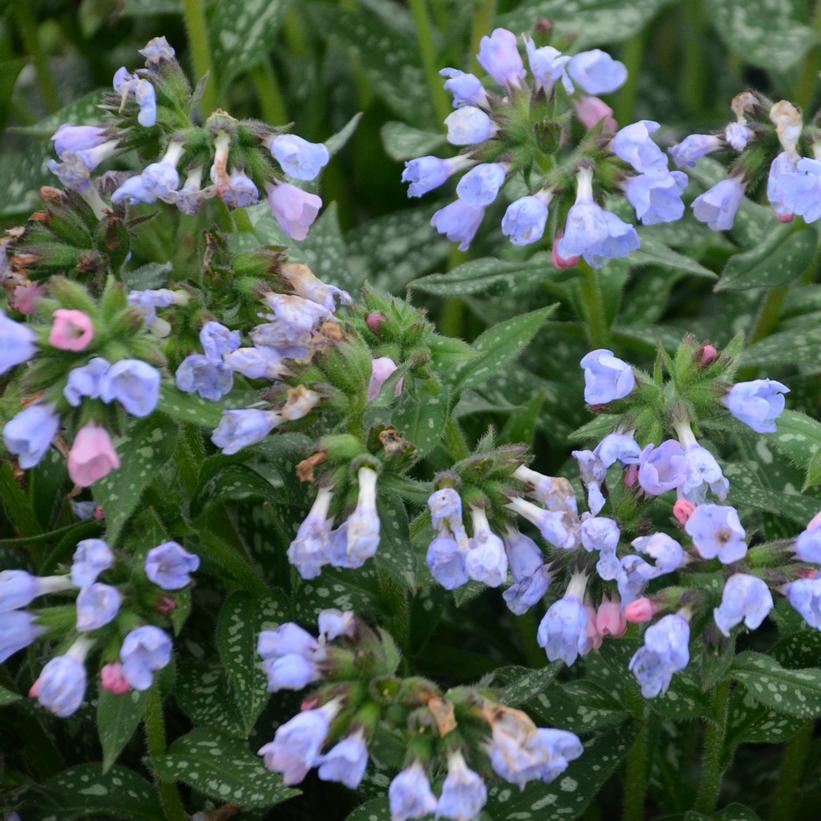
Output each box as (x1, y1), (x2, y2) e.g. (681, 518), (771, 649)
(724, 122), (752, 151)
(680, 443), (729, 503)
(767, 152), (802, 219)
(175, 354), (234, 401)
(0, 309), (37, 375)
(318, 609), (355, 640)
(145, 542), (199, 590)
(456, 162), (507, 207)
(477, 28), (526, 89)
(714, 574), (773, 636)
(594, 431), (641, 467)
(64, 357), (111, 407)
(112, 174), (156, 205)
(0, 610), (44, 663)
(503, 535), (550, 614)
(796, 526), (821, 564)
(139, 36), (175, 63)
(71, 539), (114, 587)
(258, 623), (318, 660)
(317, 731), (369, 789)
(537, 574), (589, 665)
(0, 571), (42, 612)
(113, 67), (157, 127)
(580, 348), (635, 405)
(685, 504), (747, 564)
(632, 532), (686, 575)
(266, 182), (323, 241)
(502, 194), (550, 246)
(389, 761), (437, 821)
(611, 121), (667, 173)
(427, 534), (469, 590)
(75, 583), (122, 631)
(513, 465), (579, 514)
(269, 134), (329, 181)
(786, 578), (821, 629)
(223, 347), (285, 379)
(220, 170), (259, 208)
(638, 441), (688, 495)
(3, 403), (60, 469)
(36, 651), (88, 717)
(692, 176), (745, 231)
(211, 409), (281, 454)
(100, 359), (160, 417)
(444, 106), (497, 145)
(629, 613), (690, 697)
(572, 449), (607, 514)
(262, 654), (318, 691)
(669, 134), (722, 168)
(263, 293), (330, 335)
(790, 158), (821, 222)
(525, 39), (570, 92)
(465, 507), (508, 587)
(616, 554), (657, 604)
(508, 496), (580, 549)
(428, 487), (465, 533)
(120, 625), (172, 690)
(51, 124), (108, 158)
(626, 171), (688, 225)
(437, 751), (487, 820)
(338, 467), (380, 568)
(566, 49), (627, 95)
(199, 321), (240, 362)
(724, 379), (789, 433)
(402, 156), (462, 198)
(430, 199), (485, 250)
(580, 516), (620, 553)
(440, 68), (488, 108)
(47, 154), (94, 192)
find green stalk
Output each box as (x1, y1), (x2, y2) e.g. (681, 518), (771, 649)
(613, 31), (645, 124)
(793, 0), (821, 110)
(232, 207), (255, 234)
(408, 0), (451, 122)
(13, 4), (60, 112)
(145, 688), (186, 821)
(681, 0), (705, 115)
(250, 61), (288, 125)
(771, 721), (814, 821)
(622, 717), (650, 821)
(182, 0), (217, 114)
(694, 680), (731, 815)
(578, 262), (610, 348)
(469, 0), (496, 72)
(749, 285), (789, 345)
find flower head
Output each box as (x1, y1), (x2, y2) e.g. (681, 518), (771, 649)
(4, 404), (60, 469)
(685, 504), (747, 564)
(724, 379), (789, 433)
(0, 610), (44, 663)
(431, 199), (485, 251)
(71, 539), (113, 587)
(669, 134), (722, 168)
(638, 441), (688, 495)
(502, 193), (550, 246)
(145, 542), (200, 590)
(36, 651), (88, 717)
(100, 359), (160, 417)
(444, 106), (497, 145)
(626, 171), (688, 225)
(75, 583), (122, 631)
(68, 424), (120, 488)
(266, 182), (322, 241)
(437, 751), (488, 821)
(611, 121), (666, 173)
(465, 507), (508, 587)
(49, 309), (95, 351)
(120, 625), (172, 690)
(288, 488), (334, 579)
(478, 28), (525, 88)
(389, 761), (437, 821)
(0, 311), (37, 375)
(692, 176), (745, 231)
(440, 68), (489, 108)
(317, 731), (369, 789)
(580, 349), (636, 405)
(427, 533), (469, 590)
(786, 578), (821, 628)
(456, 162), (507, 207)
(714, 574), (773, 636)
(537, 574), (589, 665)
(64, 357), (110, 407)
(566, 49), (627, 95)
(629, 613), (690, 697)
(269, 134), (329, 181)
(211, 409), (281, 454)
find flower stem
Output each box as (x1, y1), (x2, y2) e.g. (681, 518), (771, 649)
(469, 0), (496, 73)
(182, 0), (217, 114)
(13, 4), (60, 112)
(250, 60), (288, 125)
(145, 688), (186, 821)
(793, 0), (821, 110)
(622, 714), (650, 821)
(578, 262), (610, 348)
(749, 285), (789, 345)
(694, 680), (731, 815)
(771, 721), (814, 821)
(613, 31), (645, 124)
(408, 0), (451, 123)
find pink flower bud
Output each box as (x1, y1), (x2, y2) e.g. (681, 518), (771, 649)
(367, 356), (403, 401)
(575, 96), (617, 133)
(552, 232), (580, 270)
(94, 505), (106, 521)
(300, 695), (320, 712)
(582, 604), (603, 654)
(624, 463), (639, 488)
(596, 598), (627, 637)
(28, 678), (41, 698)
(625, 597), (661, 623)
(697, 344), (719, 367)
(100, 662), (131, 695)
(776, 212), (794, 223)
(68, 423), (121, 488)
(156, 595), (177, 615)
(366, 312), (385, 332)
(12, 284), (46, 314)
(673, 498), (696, 526)
(49, 309), (95, 351)
(797, 567), (818, 580)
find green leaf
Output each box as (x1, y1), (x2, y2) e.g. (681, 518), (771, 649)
(175, 659), (245, 736)
(724, 463), (819, 526)
(0, 684), (21, 706)
(156, 384), (225, 428)
(121, 0), (182, 15)
(97, 687), (148, 773)
(727, 689), (807, 745)
(632, 232), (718, 279)
(805, 450), (821, 491)
(731, 651), (821, 720)
(768, 410), (821, 476)
(717, 223), (818, 291)
(326, 111), (364, 157)
(527, 680), (630, 734)
(393, 381), (449, 456)
(92, 414), (178, 545)
(380, 121), (447, 161)
(411, 254), (553, 297)
(190, 463), (282, 518)
(345, 798), (390, 820)
(149, 728), (299, 809)
(375, 491), (415, 588)
(739, 324), (821, 371)
(498, 663), (563, 706)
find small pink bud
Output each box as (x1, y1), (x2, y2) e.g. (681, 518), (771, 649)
(49, 309), (95, 351)
(94, 505), (106, 521)
(776, 212), (794, 223)
(300, 695), (320, 712)
(797, 567), (818, 580)
(552, 232), (579, 270)
(68, 423), (121, 488)
(28, 678), (41, 698)
(156, 595), (177, 615)
(624, 463), (639, 488)
(12, 283), (46, 314)
(807, 510), (821, 533)
(575, 96), (617, 133)
(582, 604), (603, 654)
(366, 312), (385, 332)
(596, 598), (627, 637)
(673, 498), (696, 526)
(101, 662), (131, 695)
(625, 597), (661, 623)
(697, 344), (719, 367)
(367, 356), (403, 401)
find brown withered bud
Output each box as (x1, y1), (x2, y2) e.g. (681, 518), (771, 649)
(39, 186), (66, 204)
(297, 451), (328, 483)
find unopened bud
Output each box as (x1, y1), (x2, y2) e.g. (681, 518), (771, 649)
(776, 212), (795, 223)
(625, 597), (662, 623)
(673, 498), (695, 526)
(156, 595), (177, 615)
(696, 344), (719, 367)
(624, 463), (639, 488)
(366, 312), (385, 332)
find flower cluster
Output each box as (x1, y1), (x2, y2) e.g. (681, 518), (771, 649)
(402, 27), (688, 265)
(256, 611), (582, 819)
(0, 537), (198, 716)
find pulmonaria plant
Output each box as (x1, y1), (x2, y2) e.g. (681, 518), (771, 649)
(402, 27), (688, 265)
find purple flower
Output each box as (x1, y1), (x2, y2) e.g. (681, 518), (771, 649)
(139, 36), (175, 63)
(175, 354), (234, 401)
(437, 751), (487, 820)
(258, 703), (336, 785)
(724, 379), (789, 434)
(725, 122), (752, 151)
(52, 124), (108, 158)
(626, 171), (688, 225)
(262, 654), (318, 692)
(317, 731), (369, 789)
(680, 443), (729, 503)
(120, 625), (172, 690)
(269, 134), (329, 181)
(266, 182), (322, 241)
(580, 516), (620, 552)
(0, 571), (39, 612)
(48, 154), (94, 192)
(440, 68), (489, 108)
(786, 578), (821, 629)
(594, 431), (641, 467)
(456, 162), (507, 207)
(3, 403), (60, 469)
(402, 155), (472, 198)
(477, 28), (525, 88)
(71, 539), (113, 587)
(767, 152), (801, 218)
(617, 554), (658, 605)
(513, 466), (579, 514)
(389, 761), (437, 821)
(211, 409), (281, 454)
(629, 613), (690, 697)
(502, 194), (550, 246)
(318, 609), (355, 640)
(427, 534), (468, 590)
(200, 321), (241, 362)
(789, 158), (821, 222)
(632, 532), (686, 575)
(428, 487), (464, 533)
(669, 134), (722, 168)
(263, 293), (330, 334)
(431, 199), (485, 250)
(685, 504), (747, 564)
(525, 39), (570, 92)
(503, 565), (551, 615)
(141, 146), (184, 200)
(611, 121), (667, 173)
(714, 574), (773, 636)
(36, 649), (88, 717)
(258, 622), (318, 659)
(465, 507), (508, 587)
(692, 176), (745, 231)
(0, 610), (44, 663)
(100, 359), (160, 417)
(64, 357), (110, 407)
(224, 346), (285, 379)
(567, 50), (627, 95)
(145, 542), (199, 590)
(112, 174), (156, 205)
(337, 467), (380, 569)
(796, 527), (821, 564)
(444, 107), (497, 145)
(580, 349), (636, 405)
(288, 488), (334, 579)
(537, 574), (589, 665)
(75, 583), (122, 631)
(0, 310), (37, 375)
(638, 441), (688, 495)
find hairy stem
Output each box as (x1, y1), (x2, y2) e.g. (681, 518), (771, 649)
(622, 716), (650, 821)
(578, 262), (610, 348)
(771, 721), (814, 821)
(694, 680), (731, 814)
(182, 0), (217, 114)
(145, 688), (187, 821)
(749, 285), (789, 345)
(445, 417), (470, 462)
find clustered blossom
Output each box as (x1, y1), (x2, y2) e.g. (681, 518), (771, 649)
(402, 27), (688, 265)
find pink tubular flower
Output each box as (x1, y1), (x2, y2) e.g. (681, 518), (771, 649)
(67, 424), (121, 487)
(552, 232), (580, 269)
(624, 463), (639, 488)
(625, 597), (662, 623)
(266, 182), (322, 241)
(596, 598), (627, 637)
(49, 309), (95, 351)
(100, 662), (131, 695)
(583, 603), (603, 653)
(367, 357), (403, 400)
(673, 498), (696, 526)
(12, 284), (46, 314)
(575, 96), (617, 132)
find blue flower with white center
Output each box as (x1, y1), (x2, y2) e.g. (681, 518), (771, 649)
(669, 133), (722, 168)
(638, 440), (688, 496)
(211, 409), (281, 455)
(537, 573), (589, 665)
(318, 609), (355, 640)
(0, 571), (71, 612)
(626, 171), (688, 225)
(430, 199), (485, 250)
(796, 526), (821, 564)
(714, 574), (773, 637)
(786, 578), (821, 629)
(35, 641), (90, 717)
(199, 321), (240, 362)
(64, 358), (111, 407)
(437, 751), (487, 821)
(317, 731), (369, 789)
(426, 533), (468, 590)
(120, 625), (172, 690)
(629, 613), (690, 698)
(465, 507), (508, 587)
(3, 403), (60, 469)
(685, 504), (747, 564)
(725, 122), (752, 151)
(145, 542), (199, 590)
(502, 193), (550, 245)
(0, 309), (37, 375)
(287, 488), (334, 580)
(444, 106), (497, 145)
(525, 39), (571, 92)
(175, 354), (234, 401)
(100, 359), (160, 417)
(611, 121), (667, 173)
(478, 28), (526, 89)
(566, 49), (627, 95)
(0, 610), (44, 663)
(389, 762), (437, 821)
(580, 348), (635, 405)
(440, 68), (489, 108)
(692, 176), (745, 231)
(456, 162), (507, 207)
(269, 134), (329, 181)
(402, 155), (474, 198)
(724, 379), (789, 433)
(75, 583), (122, 632)
(71, 539), (114, 587)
